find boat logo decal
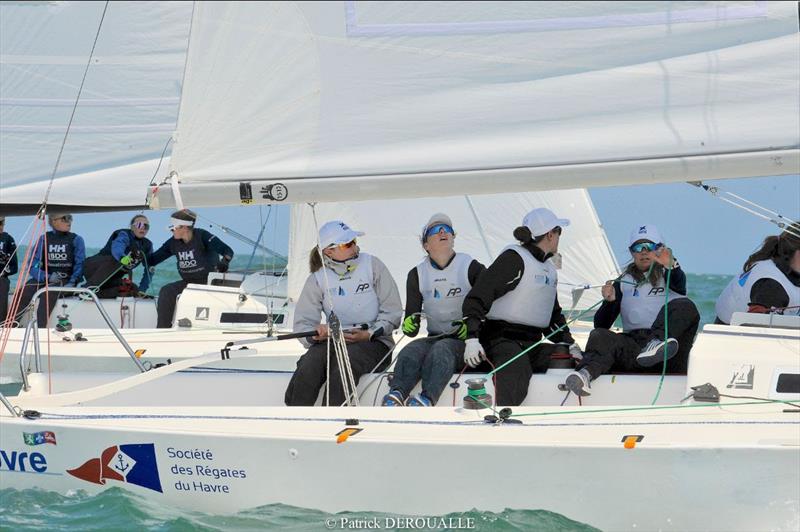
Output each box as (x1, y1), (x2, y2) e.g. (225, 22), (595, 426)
(727, 364), (755, 390)
(260, 183), (288, 202)
(195, 307), (210, 321)
(23, 431), (57, 446)
(0, 448), (49, 474)
(67, 443), (163, 493)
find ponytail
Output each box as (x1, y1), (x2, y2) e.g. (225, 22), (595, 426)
(309, 246), (323, 272)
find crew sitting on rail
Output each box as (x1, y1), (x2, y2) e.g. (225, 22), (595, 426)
(285, 220), (402, 406)
(148, 209), (234, 328)
(15, 213), (86, 327)
(715, 222), (800, 324)
(563, 224), (700, 397)
(382, 213), (485, 407)
(460, 208), (581, 406)
(83, 214), (154, 298)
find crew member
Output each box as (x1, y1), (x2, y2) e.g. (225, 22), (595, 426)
(564, 224), (700, 396)
(382, 213), (485, 406)
(148, 209), (234, 328)
(285, 220), (402, 406)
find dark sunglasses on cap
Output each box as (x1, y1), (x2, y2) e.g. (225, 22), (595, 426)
(326, 239), (356, 251)
(629, 242), (659, 253)
(133, 221), (150, 230)
(425, 223), (455, 239)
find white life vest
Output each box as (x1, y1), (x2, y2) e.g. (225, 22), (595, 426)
(417, 252), (473, 335)
(619, 272), (686, 332)
(486, 245), (557, 328)
(314, 253), (379, 328)
(715, 259), (800, 324)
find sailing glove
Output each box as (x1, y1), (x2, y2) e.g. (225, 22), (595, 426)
(463, 338), (485, 368)
(47, 272), (63, 285)
(217, 256), (232, 273)
(451, 320), (468, 341)
(402, 314), (420, 337)
(120, 254), (135, 271)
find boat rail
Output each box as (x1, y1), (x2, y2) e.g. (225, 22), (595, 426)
(15, 287), (146, 392)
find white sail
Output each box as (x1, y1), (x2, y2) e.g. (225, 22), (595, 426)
(0, 2), (191, 211)
(155, 1), (800, 208)
(287, 189), (619, 311)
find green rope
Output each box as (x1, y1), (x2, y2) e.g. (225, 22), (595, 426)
(468, 386), (487, 398)
(510, 399), (798, 419)
(487, 298), (605, 377)
(650, 263), (672, 405)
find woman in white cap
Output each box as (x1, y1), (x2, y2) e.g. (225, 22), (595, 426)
(461, 207), (580, 406)
(148, 209), (234, 328)
(715, 222), (800, 324)
(0, 216), (19, 324)
(14, 213), (86, 326)
(285, 220), (403, 406)
(564, 224), (700, 397)
(382, 213), (485, 406)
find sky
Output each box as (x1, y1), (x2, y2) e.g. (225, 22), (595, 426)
(2, 174), (798, 276)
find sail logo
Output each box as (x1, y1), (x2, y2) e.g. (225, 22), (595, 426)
(177, 250), (197, 269)
(727, 364), (755, 390)
(23, 431), (57, 446)
(48, 244), (68, 261)
(638, 226), (647, 234)
(68, 443), (163, 493)
(0, 449), (48, 473)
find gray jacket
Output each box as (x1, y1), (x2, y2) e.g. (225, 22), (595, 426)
(293, 254), (402, 348)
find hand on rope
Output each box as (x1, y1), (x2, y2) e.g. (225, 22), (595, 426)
(217, 255), (232, 273)
(48, 272), (63, 285)
(451, 319), (468, 341)
(568, 342), (583, 361)
(402, 314), (420, 336)
(463, 338), (485, 368)
(601, 281), (616, 302)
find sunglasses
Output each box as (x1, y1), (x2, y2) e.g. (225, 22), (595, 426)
(326, 239), (356, 251)
(54, 215), (73, 223)
(552, 226), (562, 235)
(425, 223), (455, 239)
(133, 221), (150, 230)
(630, 242), (658, 253)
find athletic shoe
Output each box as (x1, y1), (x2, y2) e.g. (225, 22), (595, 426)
(636, 338), (679, 367)
(406, 393), (433, 407)
(381, 390), (406, 406)
(564, 368), (592, 397)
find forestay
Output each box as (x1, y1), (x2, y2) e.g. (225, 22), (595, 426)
(287, 190), (619, 311)
(0, 2), (191, 212)
(155, 1), (799, 208)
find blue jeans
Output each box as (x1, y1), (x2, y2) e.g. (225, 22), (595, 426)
(390, 337), (465, 404)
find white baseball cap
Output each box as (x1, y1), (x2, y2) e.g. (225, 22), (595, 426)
(318, 220), (364, 248)
(522, 208), (570, 238)
(420, 212), (454, 243)
(629, 224), (663, 247)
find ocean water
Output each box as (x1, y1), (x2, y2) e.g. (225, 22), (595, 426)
(0, 274), (729, 530)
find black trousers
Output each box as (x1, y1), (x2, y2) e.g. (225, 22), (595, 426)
(0, 276), (9, 324)
(157, 280), (188, 328)
(285, 340), (389, 406)
(483, 337), (557, 406)
(15, 281), (62, 326)
(84, 255), (133, 298)
(581, 298), (701, 380)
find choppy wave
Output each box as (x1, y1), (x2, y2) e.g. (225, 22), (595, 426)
(0, 488), (599, 531)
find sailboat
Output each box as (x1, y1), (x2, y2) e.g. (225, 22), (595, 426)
(1, 2), (799, 530)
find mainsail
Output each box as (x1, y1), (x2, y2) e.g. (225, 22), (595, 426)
(152, 1), (799, 208)
(0, 2), (191, 213)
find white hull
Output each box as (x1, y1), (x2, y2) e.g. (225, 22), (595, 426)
(1, 403), (797, 531)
